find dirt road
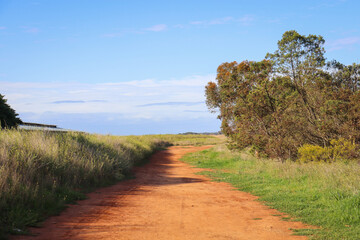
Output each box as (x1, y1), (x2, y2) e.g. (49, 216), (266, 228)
(14, 146), (309, 240)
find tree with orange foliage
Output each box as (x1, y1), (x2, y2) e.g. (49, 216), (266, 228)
(206, 30), (360, 160)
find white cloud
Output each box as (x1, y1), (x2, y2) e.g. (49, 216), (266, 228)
(190, 21), (204, 25)
(23, 27), (40, 34)
(266, 18), (281, 24)
(1, 74), (216, 122)
(208, 17), (233, 25)
(102, 15), (253, 38)
(190, 17), (233, 26)
(308, 0), (347, 10)
(173, 24), (185, 29)
(145, 24), (167, 32)
(102, 32), (122, 38)
(237, 15), (255, 26)
(326, 37), (360, 51)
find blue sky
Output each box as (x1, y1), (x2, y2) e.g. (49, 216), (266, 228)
(1, 0), (360, 134)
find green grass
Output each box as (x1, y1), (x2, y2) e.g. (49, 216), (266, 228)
(0, 130), (223, 239)
(181, 144), (360, 240)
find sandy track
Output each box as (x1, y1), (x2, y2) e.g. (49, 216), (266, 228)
(13, 146), (309, 240)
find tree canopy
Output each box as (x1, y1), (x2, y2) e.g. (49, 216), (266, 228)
(205, 30), (360, 160)
(0, 94), (22, 129)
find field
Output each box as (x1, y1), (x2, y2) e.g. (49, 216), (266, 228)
(181, 144), (360, 239)
(0, 130), (221, 239)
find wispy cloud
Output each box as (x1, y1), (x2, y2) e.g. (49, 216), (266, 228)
(266, 18), (282, 24)
(19, 111), (219, 135)
(184, 110), (207, 113)
(190, 17), (233, 26)
(103, 15), (254, 37)
(173, 24), (185, 29)
(209, 17), (233, 25)
(1, 74), (215, 122)
(102, 32), (123, 38)
(237, 15), (255, 26)
(88, 100), (107, 103)
(145, 24), (167, 32)
(138, 101), (203, 107)
(52, 100), (85, 104)
(51, 100), (107, 104)
(326, 37), (360, 51)
(0, 27), (6, 30)
(189, 15), (255, 27)
(103, 24), (168, 38)
(308, 0), (347, 10)
(23, 27), (40, 34)
(189, 21), (203, 25)
(102, 28), (145, 38)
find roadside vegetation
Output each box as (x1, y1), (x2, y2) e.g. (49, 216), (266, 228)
(181, 145), (360, 239)
(0, 130), (220, 239)
(205, 30), (360, 161)
(200, 30), (360, 239)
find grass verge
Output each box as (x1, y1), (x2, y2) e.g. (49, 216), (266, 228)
(181, 144), (360, 240)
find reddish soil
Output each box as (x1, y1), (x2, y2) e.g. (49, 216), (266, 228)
(13, 146), (310, 240)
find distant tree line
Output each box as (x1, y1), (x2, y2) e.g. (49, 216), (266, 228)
(0, 94), (22, 129)
(205, 30), (360, 161)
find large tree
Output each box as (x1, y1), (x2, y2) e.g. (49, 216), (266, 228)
(206, 30), (360, 160)
(0, 94), (22, 129)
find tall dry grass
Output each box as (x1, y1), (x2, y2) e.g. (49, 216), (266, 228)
(0, 130), (168, 238)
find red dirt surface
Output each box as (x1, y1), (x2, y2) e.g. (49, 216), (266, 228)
(13, 146), (310, 240)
